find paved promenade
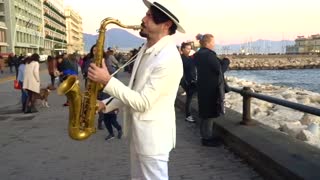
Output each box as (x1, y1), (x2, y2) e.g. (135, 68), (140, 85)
(0, 67), (263, 180)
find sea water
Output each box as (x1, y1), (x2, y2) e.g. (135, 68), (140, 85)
(225, 69), (320, 93)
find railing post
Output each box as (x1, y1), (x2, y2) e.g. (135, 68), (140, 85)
(241, 87), (254, 125)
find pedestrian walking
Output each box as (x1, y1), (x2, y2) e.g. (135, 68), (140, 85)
(47, 56), (58, 89)
(23, 53), (40, 113)
(7, 54), (14, 73)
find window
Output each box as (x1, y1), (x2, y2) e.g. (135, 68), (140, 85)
(0, 29), (5, 42)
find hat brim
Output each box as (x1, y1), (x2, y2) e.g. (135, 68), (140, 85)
(143, 0), (185, 33)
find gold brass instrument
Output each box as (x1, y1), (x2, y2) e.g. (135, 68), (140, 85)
(57, 18), (141, 140)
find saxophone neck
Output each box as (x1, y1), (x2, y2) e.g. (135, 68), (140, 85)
(99, 18), (141, 33)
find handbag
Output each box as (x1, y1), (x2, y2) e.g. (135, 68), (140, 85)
(54, 70), (60, 77)
(14, 80), (21, 90)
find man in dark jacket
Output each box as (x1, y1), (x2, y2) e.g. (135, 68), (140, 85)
(181, 42), (197, 123)
(194, 34), (230, 147)
(56, 54), (77, 106)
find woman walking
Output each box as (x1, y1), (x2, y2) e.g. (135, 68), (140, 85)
(23, 53), (40, 113)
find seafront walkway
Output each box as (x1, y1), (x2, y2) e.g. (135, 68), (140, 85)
(0, 66), (262, 180)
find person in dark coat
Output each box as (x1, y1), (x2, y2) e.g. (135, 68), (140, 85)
(7, 54), (14, 73)
(82, 45), (96, 86)
(193, 33), (230, 147)
(47, 55), (57, 89)
(56, 54), (77, 106)
(180, 42), (197, 123)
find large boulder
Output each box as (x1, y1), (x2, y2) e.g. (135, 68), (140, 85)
(300, 114), (320, 125)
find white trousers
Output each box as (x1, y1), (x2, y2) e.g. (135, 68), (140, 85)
(130, 144), (169, 180)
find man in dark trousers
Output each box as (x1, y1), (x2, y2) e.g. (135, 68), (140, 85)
(194, 33), (230, 147)
(180, 42), (197, 123)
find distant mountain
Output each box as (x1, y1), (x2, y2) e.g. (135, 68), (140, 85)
(84, 29), (295, 54)
(83, 28), (145, 52)
(215, 39), (295, 54)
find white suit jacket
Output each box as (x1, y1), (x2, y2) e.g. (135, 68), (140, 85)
(102, 35), (183, 156)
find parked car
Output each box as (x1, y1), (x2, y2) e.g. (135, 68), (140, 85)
(39, 54), (48, 62)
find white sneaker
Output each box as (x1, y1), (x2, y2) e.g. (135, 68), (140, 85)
(185, 116), (195, 123)
(181, 92), (186, 96)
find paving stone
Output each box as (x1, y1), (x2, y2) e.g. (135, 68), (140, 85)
(0, 70), (263, 180)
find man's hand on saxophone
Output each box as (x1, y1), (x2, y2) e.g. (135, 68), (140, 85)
(96, 101), (106, 113)
(88, 60), (111, 86)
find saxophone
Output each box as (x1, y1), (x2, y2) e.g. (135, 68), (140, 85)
(57, 18), (141, 140)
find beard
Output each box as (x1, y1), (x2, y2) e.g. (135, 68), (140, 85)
(139, 22), (148, 38)
(139, 31), (148, 38)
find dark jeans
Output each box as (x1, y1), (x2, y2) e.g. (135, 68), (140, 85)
(50, 74), (55, 87)
(185, 85), (196, 117)
(103, 113), (121, 136)
(97, 92), (109, 127)
(9, 65), (13, 73)
(19, 81), (28, 111)
(200, 117), (219, 140)
(25, 89), (37, 112)
(98, 112), (104, 127)
(15, 66), (19, 79)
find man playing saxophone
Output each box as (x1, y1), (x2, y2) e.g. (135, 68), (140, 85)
(88, 0), (185, 179)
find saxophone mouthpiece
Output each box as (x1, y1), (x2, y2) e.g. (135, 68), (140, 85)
(131, 25), (142, 30)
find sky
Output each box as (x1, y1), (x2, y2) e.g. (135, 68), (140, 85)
(64, 0), (320, 45)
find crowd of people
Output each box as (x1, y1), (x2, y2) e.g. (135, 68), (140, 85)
(46, 48), (125, 139)
(0, 54), (25, 78)
(3, 47), (126, 142)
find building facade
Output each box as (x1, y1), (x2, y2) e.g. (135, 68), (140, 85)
(0, 0), (9, 53)
(4, 0), (44, 55)
(43, 0), (66, 55)
(65, 7), (84, 54)
(286, 34), (320, 54)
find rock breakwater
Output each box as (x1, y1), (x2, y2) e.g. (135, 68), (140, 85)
(228, 55), (320, 70)
(225, 76), (320, 148)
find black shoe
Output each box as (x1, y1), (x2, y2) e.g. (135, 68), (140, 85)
(117, 130), (123, 139)
(105, 134), (115, 141)
(201, 138), (223, 147)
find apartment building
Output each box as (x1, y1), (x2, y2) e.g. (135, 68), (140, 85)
(2, 0), (84, 56)
(65, 7), (84, 54)
(4, 0), (43, 55)
(43, 0), (66, 55)
(286, 34), (320, 54)
(0, 0), (8, 53)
